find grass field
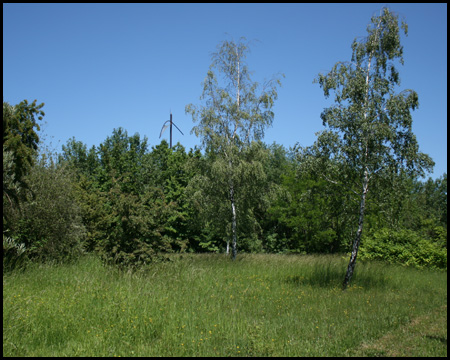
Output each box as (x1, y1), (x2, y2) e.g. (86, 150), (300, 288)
(3, 253), (447, 357)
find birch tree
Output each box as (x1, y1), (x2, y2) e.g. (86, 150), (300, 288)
(186, 37), (283, 259)
(311, 8), (434, 288)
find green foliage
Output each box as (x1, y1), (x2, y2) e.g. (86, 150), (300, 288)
(3, 100), (86, 268)
(268, 159), (357, 254)
(97, 127), (149, 195)
(94, 180), (181, 269)
(147, 142), (194, 242)
(3, 149), (21, 224)
(60, 131), (190, 268)
(96, 165), (184, 267)
(187, 37), (283, 151)
(359, 228), (447, 270)
(416, 174), (447, 228)
(185, 142), (272, 254)
(311, 7), (435, 287)
(5, 119), (445, 271)
(7, 152), (86, 263)
(3, 234), (29, 273)
(60, 137), (99, 178)
(71, 174), (108, 252)
(186, 37), (283, 258)
(312, 7), (434, 182)
(3, 100), (44, 200)
(57, 123), (445, 269)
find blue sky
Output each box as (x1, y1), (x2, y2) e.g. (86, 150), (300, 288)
(3, 3), (447, 179)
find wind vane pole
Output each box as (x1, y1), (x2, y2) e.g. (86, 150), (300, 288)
(159, 111), (184, 149)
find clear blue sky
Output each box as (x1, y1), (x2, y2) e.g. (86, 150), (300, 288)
(3, 3), (447, 179)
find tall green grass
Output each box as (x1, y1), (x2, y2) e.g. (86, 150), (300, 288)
(3, 254), (447, 356)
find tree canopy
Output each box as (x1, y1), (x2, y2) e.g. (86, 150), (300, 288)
(3, 100), (44, 207)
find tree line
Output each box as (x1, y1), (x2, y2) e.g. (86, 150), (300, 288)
(3, 8), (447, 285)
(3, 122), (447, 271)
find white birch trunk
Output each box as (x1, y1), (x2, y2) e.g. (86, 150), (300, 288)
(343, 168), (369, 289)
(342, 21), (380, 289)
(230, 182), (237, 260)
(228, 42), (240, 260)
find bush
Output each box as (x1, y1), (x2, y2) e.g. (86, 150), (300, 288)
(359, 228), (447, 270)
(3, 234), (29, 272)
(8, 154), (86, 263)
(94, 178), (183, 269)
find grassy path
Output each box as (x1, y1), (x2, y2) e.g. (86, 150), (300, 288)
(351, 305), (447, 357)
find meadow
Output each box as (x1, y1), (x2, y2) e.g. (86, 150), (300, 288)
(3, 254), (447, 357)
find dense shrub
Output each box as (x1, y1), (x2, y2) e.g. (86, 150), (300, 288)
(3, 234), (28, 272)
(7, 155), (86, 263)
(94, 177), (185, 269)
(359, 228), (447, 270)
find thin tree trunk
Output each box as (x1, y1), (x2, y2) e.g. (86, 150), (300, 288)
(342, 19), (380, 290)
(343, 169), (369, 290)
(228, 42), (241, 261)
(230, 182), (237, 260)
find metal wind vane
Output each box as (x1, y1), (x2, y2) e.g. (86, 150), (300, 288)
(159, 111), (184, 149)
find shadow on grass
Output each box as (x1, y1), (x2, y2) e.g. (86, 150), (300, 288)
(285, 260), (391, 289)
(425, 335), (447, 344)
(286, 263), (345, 288)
